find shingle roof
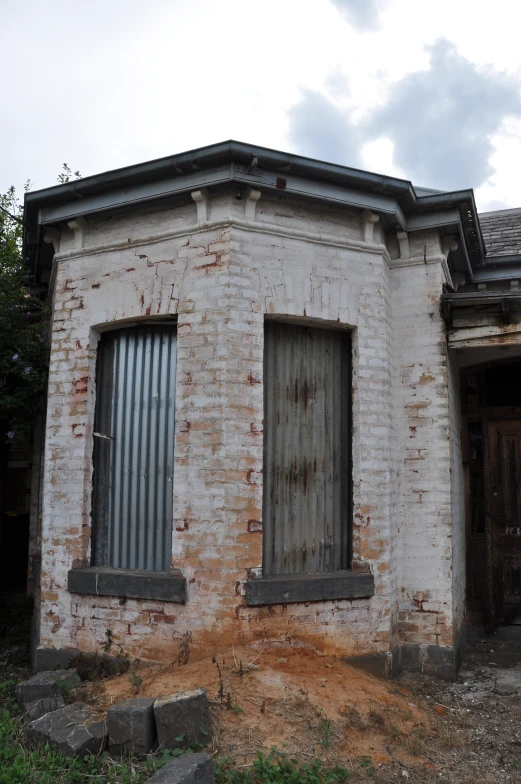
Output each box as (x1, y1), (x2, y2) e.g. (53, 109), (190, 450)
(479, 207), (521, 258)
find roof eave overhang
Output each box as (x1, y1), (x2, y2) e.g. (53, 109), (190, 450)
(471, 254), (521, 283)
(23, 140), (483, 273)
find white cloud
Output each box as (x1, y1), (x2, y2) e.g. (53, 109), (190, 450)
(1, 0), (521, 211)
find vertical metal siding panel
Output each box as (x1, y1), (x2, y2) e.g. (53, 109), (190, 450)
(156, 329), (168, 570)
(162, 332), (177, 570)
(92, 325), (177, 571)
(91, 335), (114, 566)
(141, 329), (154, 568)
(263, 322), (351, 576)
(121, 331), (136, 568)
(130, 331), (145, 569)
(340, 335), (351, 567)
(262, 324), (273, 574)
(111, 333), (126, 568)
(146, 331), (159, 569)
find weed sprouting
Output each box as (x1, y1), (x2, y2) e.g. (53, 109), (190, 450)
(318, 716), (332, 749)
(359, 755), (375, 778)
(128, 665), (143, 694)
(101, 627), (114, 654)
(177, 631), (192, 666)
(213, 656), (225, 703)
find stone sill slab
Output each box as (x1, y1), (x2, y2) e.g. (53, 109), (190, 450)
(245, 570), (374, 606)
(68, 567), (186, 603)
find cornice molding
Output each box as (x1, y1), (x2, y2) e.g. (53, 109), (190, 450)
(53, 217), (392, 264)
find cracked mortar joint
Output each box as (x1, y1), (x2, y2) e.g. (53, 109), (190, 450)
(191, 188), (210, 223)
(67, 216), (87, 249)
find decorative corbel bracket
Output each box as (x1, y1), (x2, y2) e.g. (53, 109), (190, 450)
(245, 187), (261, 221)
(397, 230), (410, 259)
(191, 188), (210, 223)
(67, 216), (87, 249)
(361, 210), (379, 244)
(44, 228), (61, 254)
(442, 236), (459, 261)
(442, 235), (459, 289)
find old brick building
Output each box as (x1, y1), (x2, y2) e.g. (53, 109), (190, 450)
(23, 142), (521, 678)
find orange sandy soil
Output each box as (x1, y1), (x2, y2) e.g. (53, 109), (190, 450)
(82, 643), (435, 769)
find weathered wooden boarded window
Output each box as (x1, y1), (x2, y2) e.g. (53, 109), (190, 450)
(263, 321), (351, 576)
(91, 325), (177, 572)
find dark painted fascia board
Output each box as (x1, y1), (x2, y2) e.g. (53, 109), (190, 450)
(24, 140), (418, 210)
(441, 288), (521, 323)
(470, 254), (521, 283)
(441, 289), (521, 306)
(23, 139), (483, 269)
(34, 163), (408, 230)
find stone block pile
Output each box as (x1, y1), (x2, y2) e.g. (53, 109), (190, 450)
(16, 670), (213, 783)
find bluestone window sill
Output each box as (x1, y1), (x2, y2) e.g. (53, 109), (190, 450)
(68, 567), (186, 603)
(245, 570), (374, 606)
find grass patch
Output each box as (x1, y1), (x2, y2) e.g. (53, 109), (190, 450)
(216, 750), (350, 784)
(0, 670), (186, 783)
(0, 597), (163, 783)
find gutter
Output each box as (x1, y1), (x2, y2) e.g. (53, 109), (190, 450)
(472, 254), (521, 283)
(23, 139), (483, 272)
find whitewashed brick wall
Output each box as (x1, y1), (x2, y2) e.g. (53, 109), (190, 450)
(390, 237), (457, 650)
(37, 189), (460, 663)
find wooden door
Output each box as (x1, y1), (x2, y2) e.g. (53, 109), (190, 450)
(488, 421), (521, 623)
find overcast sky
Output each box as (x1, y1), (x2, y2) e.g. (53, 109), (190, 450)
(2, 0), (521, 211)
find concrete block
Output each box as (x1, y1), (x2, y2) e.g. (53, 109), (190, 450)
(33, 647), (80, 672)
(17, 669), (79, 705)
(424, 645), (457, 681)
(154, 688), (211, 750)
(23, 695), (66, 722)
(145, 753), (214, 784)
(341, 652), (391, 679)
(108, 697), (157, 756)
(26, 703), (108, 757)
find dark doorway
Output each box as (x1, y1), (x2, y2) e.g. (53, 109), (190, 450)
(464, 360), (521, 629)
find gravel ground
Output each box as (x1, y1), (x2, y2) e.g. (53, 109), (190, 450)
(375, 640), (521, 783)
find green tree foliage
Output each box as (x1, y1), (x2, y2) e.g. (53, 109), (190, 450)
(0, 186), (48, 443)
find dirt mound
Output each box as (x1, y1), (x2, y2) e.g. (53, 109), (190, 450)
(84, 642), (433, 768)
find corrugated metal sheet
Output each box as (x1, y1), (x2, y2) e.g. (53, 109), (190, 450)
(263, 321), (351, 575)
(92, 325), (177, 571)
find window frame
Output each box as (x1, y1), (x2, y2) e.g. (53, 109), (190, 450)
(68, 320), (185, 602)
(245, 317), (373, 605)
